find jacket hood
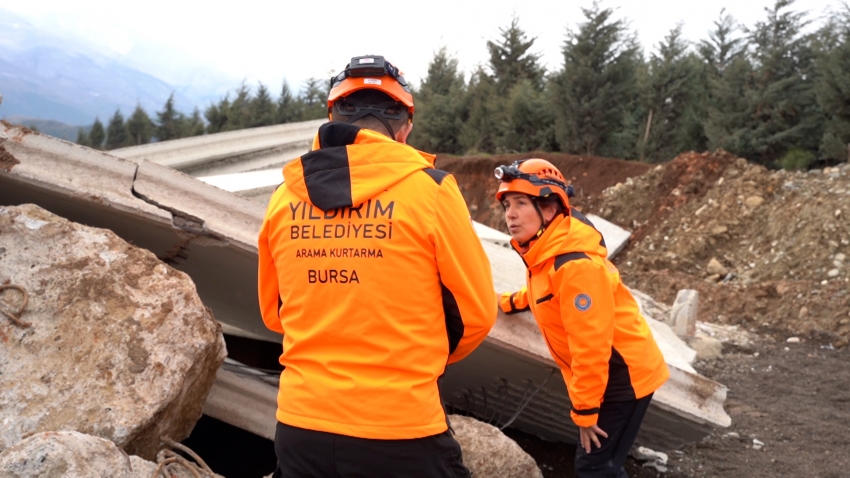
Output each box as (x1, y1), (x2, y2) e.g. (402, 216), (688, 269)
(514, 208), (609, 268)
(283, 122), (436, 211)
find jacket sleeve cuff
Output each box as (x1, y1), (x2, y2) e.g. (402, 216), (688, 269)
(499, 291), (529, 314)
(571, 407), (600, 427)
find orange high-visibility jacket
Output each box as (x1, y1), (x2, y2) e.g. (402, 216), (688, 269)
(499, 209), (668, 427)
(258, 122), (497, 439)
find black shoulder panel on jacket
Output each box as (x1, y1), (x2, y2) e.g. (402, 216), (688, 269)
(318, 121), (362, 149)
(554, 252), (591, 271)
(422, 168), (450, 185)
(441, 284), (464, 355)
(301, 147), (353, 211)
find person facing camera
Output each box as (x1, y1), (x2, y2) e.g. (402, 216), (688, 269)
(494, 158), (669, 478)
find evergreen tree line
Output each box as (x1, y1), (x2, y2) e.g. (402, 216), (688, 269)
(409, 0), (850, 168)
(76, 0), (850, 169)
(77, 79), (328, 150)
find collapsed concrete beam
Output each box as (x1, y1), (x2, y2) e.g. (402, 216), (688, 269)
(112, 119), (325, 176)
(0, 123), (729, 450)
(202, 360), (278, 441)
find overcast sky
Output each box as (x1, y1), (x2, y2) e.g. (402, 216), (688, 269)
(1, 0), (844, 94)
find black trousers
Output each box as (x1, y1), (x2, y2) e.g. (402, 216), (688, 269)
(574, 393), (653, 478)
(272, 422), (471, 478)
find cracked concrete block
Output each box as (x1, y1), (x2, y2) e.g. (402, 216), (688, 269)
(671, 290), (699, 339)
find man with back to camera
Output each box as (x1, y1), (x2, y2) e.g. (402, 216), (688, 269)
(257, 55), (497, 477)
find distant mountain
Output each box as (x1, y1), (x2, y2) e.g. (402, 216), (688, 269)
(0, 9), (234, 126)
(4, 116), (87, 142)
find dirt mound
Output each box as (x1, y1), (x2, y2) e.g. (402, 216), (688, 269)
(593, 151), (850, 345)
(437, 152), (651, 232)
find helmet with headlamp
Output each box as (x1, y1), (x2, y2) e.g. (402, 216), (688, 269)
(494, 159), (574, 208)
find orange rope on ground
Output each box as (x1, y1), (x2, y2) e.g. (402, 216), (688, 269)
(150, 436), (216, 478)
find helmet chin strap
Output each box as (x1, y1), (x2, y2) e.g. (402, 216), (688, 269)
(518, 199), (548, 250)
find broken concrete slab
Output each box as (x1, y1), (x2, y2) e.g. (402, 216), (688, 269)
(202, 360), (279, 441)
(585, 213), (631, 259)
(473, 221), (513, 248)
(671, 289), (699, 338)
(689, 335), (723, 361)
(0, 204), (226, 459)
(112, 119), (324, 176)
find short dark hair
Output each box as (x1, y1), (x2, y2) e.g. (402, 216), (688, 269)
(537, 194), (566, 220)
(333, 89), (410, 138)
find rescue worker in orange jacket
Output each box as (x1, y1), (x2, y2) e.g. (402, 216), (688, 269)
(494, 159), (669, 478)
(258, 55), (497, 478)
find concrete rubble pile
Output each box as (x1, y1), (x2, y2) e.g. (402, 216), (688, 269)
(1, 121), (731, 467)
(0, 204), (226, 472)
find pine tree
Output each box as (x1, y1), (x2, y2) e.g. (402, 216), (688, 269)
(815, 7), (850, 162)
(407, 47), (468, 154)
(205, 95), (231, 134)
(105, 109), (129, 149)
(227, 82), (253, 131)
(89, 118), (105, 149)
(76, 127), (90, 147)
(704, 55), (757, 155)
(699, 9), (746, 76)
(640, 26), (707, 162)
(276, 81), (299, 124)
(156, 93), (185, 141)
(461, 68), (499, 154)
(251, 83), (276, 127)
(551, 3), (641, 158)
(745, 0), (821, 164)
(126, 103), (154, 146)
(502, 80), (557, 153)
(300, 78), (327, 120)
(186, 108), (206, 137)
(487, 16), (546, 94)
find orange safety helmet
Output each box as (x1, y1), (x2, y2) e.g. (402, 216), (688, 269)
(494, 159), (573, 208)
(328, 55), (414, 121)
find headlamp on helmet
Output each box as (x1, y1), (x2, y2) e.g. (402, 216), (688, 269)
(494, 158), (575, 211)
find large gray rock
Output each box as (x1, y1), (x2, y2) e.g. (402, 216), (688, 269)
(0, 204), (226, 459)
(0, 431), (155, 478)
(449, 415), (543, 478)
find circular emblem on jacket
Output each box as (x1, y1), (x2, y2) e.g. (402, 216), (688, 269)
(574, 294), (592, 311)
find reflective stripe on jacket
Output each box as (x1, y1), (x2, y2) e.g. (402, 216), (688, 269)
(499, 208), (668, 427)
(258, 122), (497, 439)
